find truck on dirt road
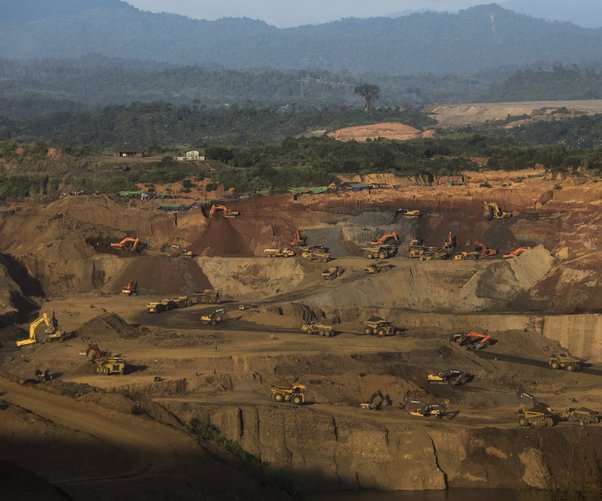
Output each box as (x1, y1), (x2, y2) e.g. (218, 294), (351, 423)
(264, 248), (295, 258)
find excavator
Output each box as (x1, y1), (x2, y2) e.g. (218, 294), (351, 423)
(483, 201), (512, 220)
(450, 331), (494, 350)
(209, 204), (240, 219)
(360, 390), (392, 410)
(442, 232), (457, 250)
(503, 246), (530, 259)
(111, 237), (141, 253)
(472, 240), (498, 257)
(290, 230), (307, 247)
(121, 280), (138, 296)
(200, 308), (226, 325)
(16, 312), (63, 347)
(370, 232), (400, 246)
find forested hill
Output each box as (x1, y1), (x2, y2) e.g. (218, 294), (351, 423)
(3, 2), (602, 75)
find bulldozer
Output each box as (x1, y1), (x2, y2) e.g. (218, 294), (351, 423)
(360, 390), (392, 410)
(164, 244), (193, 258)
(427, 369), (472, 386)
(270, 384), (305, 405)
(321, 266), (343, 280)
(450, 331), (494, 350)
(290, 230), (307, 247)
(209, 204), (239, 218)
(483, 201), (512, 220)
(548, 352), (583, 372)
(16, 312), (63, 347)
(365, 261), (394, 274)
(503, 246), (530, 259)
(85, 344), (126, 376)
(363, 245), (397, 260)
(363, 319), (398, 337)
(301, 322), (335, 337)
(200, 308), (226, 325)
(472, 240), (498, 257)
(111, 237), (142, 253)
(370, 232), (400, 246)
(516, 390), (557, 428)
(121, 280), (138, 296)
(264, 248), (295, 258)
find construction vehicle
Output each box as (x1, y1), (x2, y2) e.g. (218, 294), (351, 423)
(191, 289), (221, 304)
(200, 308), (226, 325)
(365, 261), (394, 274)
(85, 344), (126, 376)
(427, 369), (472, 386)
(363, 245), (397, 260)
(516, 390), (556, 428)
(472, 240), (498, 257)
(301, 249), (332, 263)
(407, 240), (450, 261)
(548, 352), (583, 372)
(442, 232), (457, 250)
(111, 237), (142, 253)
(121, 280), (138, 296)
(164, 244), (193, 258)
(363, 319), (398, 337)
(360, 390), (392, 410)
(483, 201), (512, 220)
(503, 246), (530, 259)
(454, 251), (479, 260)
(16, 312), (63, 347)
(264, 248), (295, 258)
(290, 230), (307, 247)
(270, 384), (305, 405)
(405, 398), (454, 419)
(370, 232), (400, 246)
(301, 322), (335, 337)
(450, 331), (494, 350)
(560, 407), (600, 426)
(395, 209), (421, 218)
(209, 204), (239, 218)
(147, 298), (177, 313)
(321, 266), (343, 280)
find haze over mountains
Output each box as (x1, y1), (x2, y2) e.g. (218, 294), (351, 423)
(1, 1), (602, 76)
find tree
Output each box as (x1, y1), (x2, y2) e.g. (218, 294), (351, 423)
(354, 84), (380, 112)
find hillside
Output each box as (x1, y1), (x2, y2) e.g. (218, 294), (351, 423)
(2, 3), (602, 75)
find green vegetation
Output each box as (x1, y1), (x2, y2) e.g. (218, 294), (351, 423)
(190, 418), (305, 500)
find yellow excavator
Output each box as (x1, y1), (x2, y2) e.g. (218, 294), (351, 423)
(16, 312), (63, 347)
(483, 201), (512, 220)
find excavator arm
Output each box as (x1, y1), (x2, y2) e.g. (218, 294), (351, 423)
(16, 313), (59, 347)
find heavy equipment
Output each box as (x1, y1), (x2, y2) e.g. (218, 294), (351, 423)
(200, 308), (226, 325)
(264, 248), (295, 258)
(301, 322), (335, 337)
(165, 244), (193, 258)
(147, 298), (177, 313)
(209, 204), (239, 218)
(483, 201), (512, 220)
(270, 384), (305, 405)
(472, 240), (498, 257)
(454, 251), (479, 260)
(395, 209), (421, 218)
(405, 398), (453, 418)
(360, 390), (392, 410)
(450, 331), (494, 350)
(365, 261), (394, 274)
(191, 289), (221, 304)
(442, 232), (457, 250)
(121, 280), (138, 296)
(370, 232), (400, 246)
(290, 230), (307, 247)
(16, 312), (63, 347)
(548, 352), (583, 372)
(321, 266), (343, 280)
(503, 246), (530, 259)
(85, 344), (126, 376)
(363, 319), (398, 337)
(516, 390), (556, 428)
(301, 249), (331, 263)
(363, 245), (397, 260)
(111, 237), (142, 253)
(560, 407), (600, 426)
(427, 369), (472, 386)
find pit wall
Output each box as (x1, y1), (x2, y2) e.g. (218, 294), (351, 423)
(173, 405), (602, 494)
(542, 314), (602, 362)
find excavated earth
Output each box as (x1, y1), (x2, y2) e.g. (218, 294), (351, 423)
(1, 168), (601, 499)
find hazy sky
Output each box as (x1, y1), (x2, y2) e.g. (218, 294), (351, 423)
(126, 1), (484, 27)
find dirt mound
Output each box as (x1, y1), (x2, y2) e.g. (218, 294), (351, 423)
(110, 256), (212, 295)
(0, 256), (39, 322)
(328, 122), (421, 142)
(77, 313), (142, 341)
(190, 218), (253, 257)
